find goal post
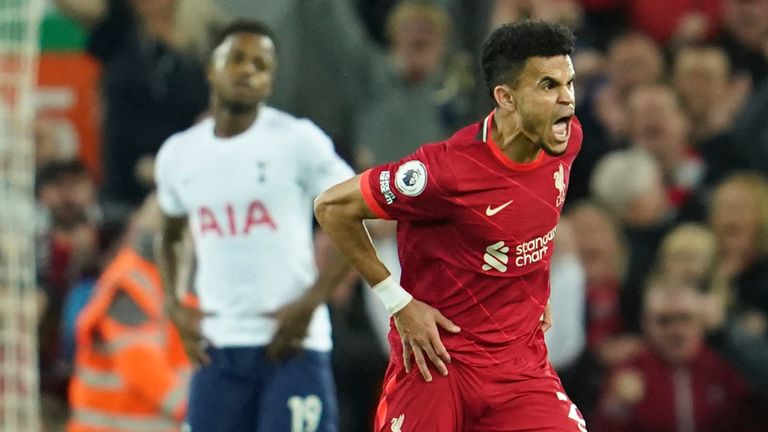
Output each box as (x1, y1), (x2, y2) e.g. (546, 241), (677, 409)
(0, 0), (45, 430)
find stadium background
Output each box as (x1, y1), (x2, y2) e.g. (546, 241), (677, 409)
(1, 0), (768, 430)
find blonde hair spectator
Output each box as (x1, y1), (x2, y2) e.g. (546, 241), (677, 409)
(654, 223), (731, 315)
(656, 223), (717, 286)
(710, 172), (768, 259)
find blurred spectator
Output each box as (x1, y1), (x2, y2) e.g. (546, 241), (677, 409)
(594, 32), (665, 145)
(653, 223), (718, 291)
(716, 0), (768, 85)
(568, 31), (664, 201)
(352, 0), (462, 47)
(36, 160), (101, 297)
(672, 44), (750, 145)
(564, 201), (642, 423)
(591, 148), (673, 329)
(568, 202), (641, 363)
(594, 281), (766, 432)
(672, 44), (754, 185)
(729, 65), (768, 176)
(709, 172), (768, 317)
(627, 0), (722, 46)
(625, 83), (707, 220)
(708, 306), (768, 401)
(545, 218), (587, 371)
(36, 160), (102, 400)
(651, 223), (731, 330)
(650, 223), (768, 401)
(34, 115), (80, 170)
(710, 0), (768, 176)
(652, 222), (768, 401)
(68, 195), (191, 431)
(350, 0), (474, 168)
(489, 0), (587, 38)
(54, 0), (225, 219)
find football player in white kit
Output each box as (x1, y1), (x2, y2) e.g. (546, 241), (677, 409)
(155, 20), (354, 432)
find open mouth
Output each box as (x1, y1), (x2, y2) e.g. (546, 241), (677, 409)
(552, 115), (573, 142)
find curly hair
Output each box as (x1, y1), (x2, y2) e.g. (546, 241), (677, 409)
(481, 20), (575, 101)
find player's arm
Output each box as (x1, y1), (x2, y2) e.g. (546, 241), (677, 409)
(54, 0), (107, 29)
(315, 174), (460, 382)
(266, 233), (356, 361)
(314, 175), (390, 285)
(156, 214), (185, 301)
(156, 213), (209, 365)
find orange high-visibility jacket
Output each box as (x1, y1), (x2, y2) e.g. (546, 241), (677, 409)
(68, 247), (191, 432)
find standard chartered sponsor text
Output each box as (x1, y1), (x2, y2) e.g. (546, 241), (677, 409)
(515, 226), (557, 267)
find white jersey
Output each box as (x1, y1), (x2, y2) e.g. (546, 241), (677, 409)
(155, 106), (354, 350)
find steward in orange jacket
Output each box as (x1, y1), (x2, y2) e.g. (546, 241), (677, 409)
(68, 197), (191, 432)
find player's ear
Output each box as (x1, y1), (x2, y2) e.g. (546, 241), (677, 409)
(207, 44), (225, 83)
(493, 85), (516, 112)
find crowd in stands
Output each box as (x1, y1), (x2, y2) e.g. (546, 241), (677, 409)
(32, 0), (768, 430)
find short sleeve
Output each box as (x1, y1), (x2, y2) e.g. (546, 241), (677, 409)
(297, 120), (355, 198)
(359, 143), (453, 222)
(154, 138), (187, 217)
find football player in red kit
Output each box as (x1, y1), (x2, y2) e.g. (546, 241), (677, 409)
(316, 20), (586, 432)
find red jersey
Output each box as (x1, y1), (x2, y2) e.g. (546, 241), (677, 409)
(594, 347), (764, 432)
(360, 113), (583, 367)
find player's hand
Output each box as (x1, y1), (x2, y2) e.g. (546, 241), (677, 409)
(394, 299), (460, 382)
(539, 301), (552, 333)
(264, 295), (319, 362)
(166, 301), (213, 366)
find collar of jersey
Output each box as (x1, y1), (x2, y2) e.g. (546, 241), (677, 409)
(482, 111), (546, 172)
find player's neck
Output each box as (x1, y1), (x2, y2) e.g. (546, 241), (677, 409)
(492, 110), (542, 164)
(213, 106), (260, 138)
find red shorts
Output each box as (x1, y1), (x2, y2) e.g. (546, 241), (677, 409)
(373, 356), (587, 432)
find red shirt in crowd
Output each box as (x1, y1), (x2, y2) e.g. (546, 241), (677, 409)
(594, 346), (764, 432)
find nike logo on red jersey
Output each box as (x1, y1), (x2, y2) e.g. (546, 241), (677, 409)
(485, 200), (514, 216)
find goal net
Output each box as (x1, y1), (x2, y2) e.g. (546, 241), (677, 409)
(0, 0), (44, 430)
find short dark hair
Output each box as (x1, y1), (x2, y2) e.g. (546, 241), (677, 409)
(481, 20), (575, 100)
(35, 159), (89, 194)
(213, 19), (276, 51)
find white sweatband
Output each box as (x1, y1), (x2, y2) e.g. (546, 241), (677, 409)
(372, 276), (413, 315)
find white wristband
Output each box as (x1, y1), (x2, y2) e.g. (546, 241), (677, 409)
(372, 276), (413, 315)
